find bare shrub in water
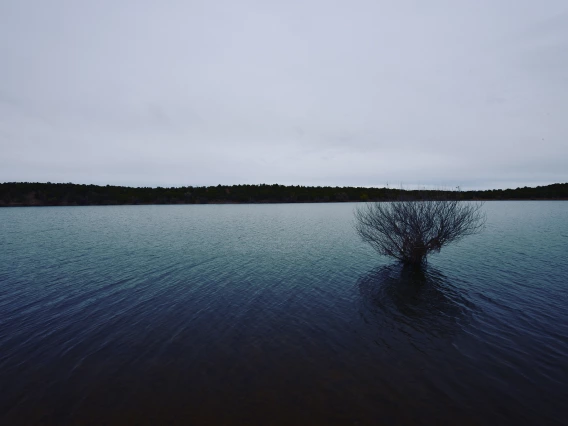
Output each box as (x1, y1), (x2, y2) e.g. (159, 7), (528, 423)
(355, 195), (486, 267)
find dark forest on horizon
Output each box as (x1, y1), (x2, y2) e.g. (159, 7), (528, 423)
(0, 182), (567, 207)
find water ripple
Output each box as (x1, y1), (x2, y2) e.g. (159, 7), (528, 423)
(0, 202), (567, 425)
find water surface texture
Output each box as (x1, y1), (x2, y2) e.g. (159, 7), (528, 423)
(1, 202), (567, 425)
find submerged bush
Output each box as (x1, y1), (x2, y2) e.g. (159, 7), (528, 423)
(355, 196), (485, 267)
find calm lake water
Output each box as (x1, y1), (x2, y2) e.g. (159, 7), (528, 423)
(1, 202), (567, 425)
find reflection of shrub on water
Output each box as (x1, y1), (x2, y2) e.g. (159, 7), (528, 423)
(357, 264), (476, 340)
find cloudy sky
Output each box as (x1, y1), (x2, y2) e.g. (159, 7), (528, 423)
(1, 0), (567, 189)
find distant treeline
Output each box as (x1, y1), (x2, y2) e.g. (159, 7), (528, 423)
(0, 182), (567, 206)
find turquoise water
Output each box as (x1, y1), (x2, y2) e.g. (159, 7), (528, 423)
(0, 202), (567, 424)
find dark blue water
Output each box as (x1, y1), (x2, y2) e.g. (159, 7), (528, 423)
(1, 202), (567, 425)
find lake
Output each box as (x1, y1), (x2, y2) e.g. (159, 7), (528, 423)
(1, 202), (567, 425)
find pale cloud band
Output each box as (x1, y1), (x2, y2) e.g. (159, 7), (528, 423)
(1, 0), (567, 189)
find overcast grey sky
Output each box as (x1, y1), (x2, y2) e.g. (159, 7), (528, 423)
(1, 0), (567, 189)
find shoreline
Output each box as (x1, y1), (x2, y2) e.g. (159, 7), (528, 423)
(2, 198), (567, 207)
(2, 182), (567, 207)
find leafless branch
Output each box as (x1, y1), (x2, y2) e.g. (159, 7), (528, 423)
(355, 195), (486, 266)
